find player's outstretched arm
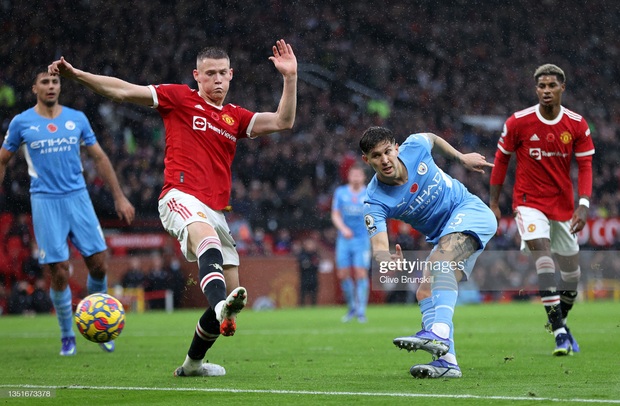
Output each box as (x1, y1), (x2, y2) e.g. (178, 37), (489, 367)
(370, 232), (403, 264)
(426, 132), (493, 173)
(251, 39), (298, 137)
(459, 152), (494, 173)
(48, 57), (153, 107)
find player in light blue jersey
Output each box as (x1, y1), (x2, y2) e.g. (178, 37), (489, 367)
(0, 68), (134, 356)
(331, 164), (371, 323)
(360, 126), (496, 379)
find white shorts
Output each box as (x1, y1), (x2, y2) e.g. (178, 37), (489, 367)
(158, 189), (239, 266)
(514, 206), (579, 256)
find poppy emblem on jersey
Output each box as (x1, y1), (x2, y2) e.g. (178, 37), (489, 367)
(211, 112), (220, 121)
(47, 123), (58, 133)
(193, 116), (207, 131)
(417, 162), (428, 175)
(546, 133), (555, 142)
(560, 131), (572, 144)
(527, 224), (536, 233)
(529, 148), (541, 161)
(410, 183), (419, 193)
(65, 121), (76, 131)
(197, 212), (207, 218)
(221, 114), (235, 125)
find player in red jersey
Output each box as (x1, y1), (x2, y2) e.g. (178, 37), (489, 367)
(489, 64), (594, 356)
(49, 39), (297, 376)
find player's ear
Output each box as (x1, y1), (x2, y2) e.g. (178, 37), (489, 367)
(361, 154), (369, 164)
(229, 68), (234, 80)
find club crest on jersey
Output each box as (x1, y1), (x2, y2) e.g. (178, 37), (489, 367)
(193, 116), (207, 131)
(221, 114), (235, 125)
(47, 123), (58, 133)
(527, 224), (536, 233)
(65, 121), (76, 131)
(560, 131), (572, 144)
(417, 162), (428, 175)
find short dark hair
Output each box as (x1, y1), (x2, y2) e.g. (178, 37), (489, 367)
(534, 64), (566, 84)
(196, 47), (229, 64)
(359, 126), (396, 154)
(33, 65), (51, 84)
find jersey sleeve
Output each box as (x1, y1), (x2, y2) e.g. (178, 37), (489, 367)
(331, 187), (343, 212)
(363, 200), (388, 238)
(3, 115), (24, 152)
(78, 111), (97, 147)
(150, 84), (185, 114)
(229, 104), (256, 140)
(573, 118), (595, 197)
(490, 119), (516, 185)
(573, 118), (595, 157)
(496, 118), (517, 154)
(403, 133), (432, 154)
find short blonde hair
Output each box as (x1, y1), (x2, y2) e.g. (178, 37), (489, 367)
(534, 64), (566, 83)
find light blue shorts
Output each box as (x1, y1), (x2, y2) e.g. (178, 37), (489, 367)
(335, 236), (371, 270)
(432, 195), (498, 279)
(31, 189), (107, 264)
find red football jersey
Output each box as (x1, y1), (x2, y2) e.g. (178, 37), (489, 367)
(495, 105), (595, 221)
(150, 84), (256, 210)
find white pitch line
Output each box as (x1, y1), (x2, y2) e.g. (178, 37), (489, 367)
(1, 384), (619, 404)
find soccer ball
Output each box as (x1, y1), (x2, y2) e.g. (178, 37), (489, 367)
(75, 293), (125, 343)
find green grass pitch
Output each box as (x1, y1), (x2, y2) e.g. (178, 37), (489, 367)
(0, 301), (619, 405)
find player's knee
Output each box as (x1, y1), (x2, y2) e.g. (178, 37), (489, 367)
(353, 267), (368, 279)
(49, 262), (71, 287)
(85, 251), (108, 279)
(535, 256), (555, 275)
(560, 267), (581, 283)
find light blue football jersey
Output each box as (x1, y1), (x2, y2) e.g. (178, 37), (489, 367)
(332, 184), (368, 239)
(363, 133), (487, 245)
(3, 106), (97, 195)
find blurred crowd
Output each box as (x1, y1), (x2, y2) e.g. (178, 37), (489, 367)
(1, 1), (620, 308)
